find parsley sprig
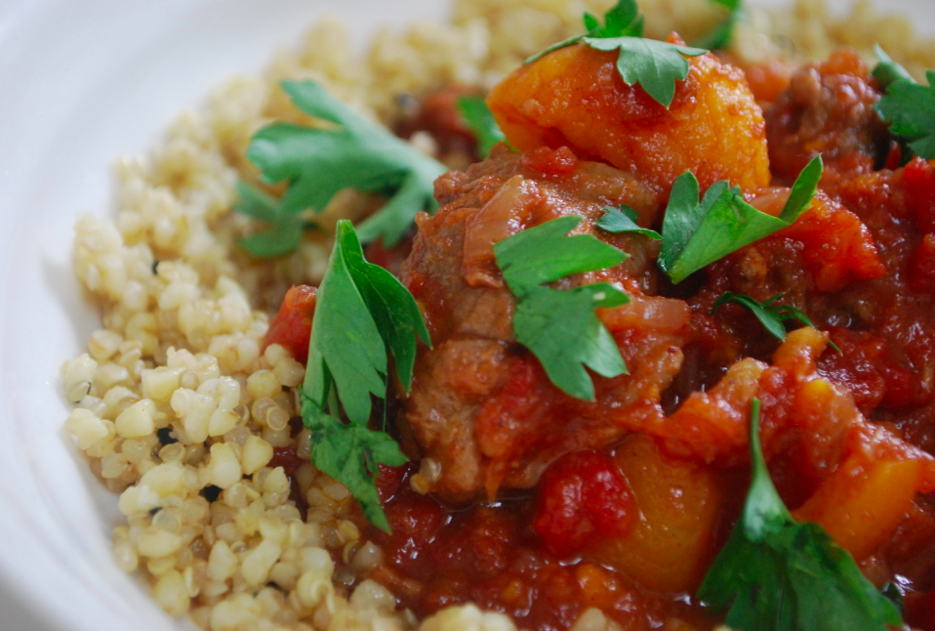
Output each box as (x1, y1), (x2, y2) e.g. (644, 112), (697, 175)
(596, 204), (663, 240)
(301, 220), (431, 531)
(494, 216), (630, 401)
(712, 291), (842, 353)
(873, 46), (935, 160)
(525, 0), (706, 107)
(238, 80), (448, 257)
(692, 0), (743, 50)
(599, 157), (823, 284)
(457, 95), (506, 158)
(871, 45), (913, 89)
(659, 157), (822, 283)
(698, 399), (903, 631)
(235, 180), (313, 257)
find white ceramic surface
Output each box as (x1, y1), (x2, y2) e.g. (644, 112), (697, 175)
(0, 1), (931, 630)
(0, 2), (443, 630)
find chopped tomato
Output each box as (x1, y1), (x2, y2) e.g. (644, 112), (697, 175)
(264, 285), (317, 362)
(903, 157), (935, 233)
(909, 233), (935, 294)
(372, 485), (447, 567)
(773, 191), (885, 292)
(517, 146), (579, 177)
(376, 463), (413, 503)
(533, 450), (636, 558)
(907, 585), (935, 631)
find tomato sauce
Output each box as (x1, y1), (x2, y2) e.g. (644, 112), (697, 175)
(364, 466), (712, 631)
(270, 46), (935, 631)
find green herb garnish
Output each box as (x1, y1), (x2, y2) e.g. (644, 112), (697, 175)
(493, 216), (629, 402)
(583, 0), (644, 38)
(711, 291), (842, 353)
(656, 156), (822, 284)
(881, 582), (905, 617)
(235, 180), (313, 257)
(874, 47), (935, 160)
(692, 0), (743, 50)
(598, 158), (822, 284)
(457, 95), (506, 158)
(525, 0), (706, 108)
(301, 220), (430, 531)
(238, 80), (447, 257)
(595, 205), (663, 240)
(698, 398), (903, 631)
(871, 45), (913, 90)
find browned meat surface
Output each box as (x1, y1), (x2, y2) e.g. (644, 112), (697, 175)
(394, 87), (480, 166)
(766, 49), (890, 181)
(400, 144), (692, 502)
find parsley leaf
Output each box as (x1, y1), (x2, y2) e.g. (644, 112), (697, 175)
(303, 407), (407, 530)
(658, 156), (822, 284)
(301, 220), (430, 532)
(596, 205), (662, 239)
(692, 0), (743, 50)
(881, 582), (905, 617)
(525, 0), (644, 65)
(235, 180), (312, 257)
(584, 37), (706, 107)
(711, 291), (842, 354)
(457, 95), (506, 158)
(873, 49), (935, 160)
(583, 0), (644, 38)
(698, 398), (903, 631)
(240, 80), (447, 256)
(494, 216), (630, 401)
(525, 0), (706, 108)
(597, 159), (821, 284)
(871, 45), (913, 90)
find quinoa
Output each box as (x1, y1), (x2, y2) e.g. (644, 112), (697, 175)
(62, 0), (935, 630)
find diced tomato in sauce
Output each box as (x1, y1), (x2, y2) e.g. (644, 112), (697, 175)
(904, 157), (935, 233)
(909, 233), (935, 294)
(532, 450), (636, 558)
(264, 285), (316, 362)
(516, 146), (579, 178)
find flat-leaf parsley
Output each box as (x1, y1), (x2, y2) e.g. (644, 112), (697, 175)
(698, 399), (902, 631)
(597, 157), (822, 284)
(239, 80), (447, 257)
(874, 47), (935, 160)
(457, 95), (506, 158)
(525, 0), (706, 108)
(711, 291), (842, 353)
(494, 216), (630, 402)
(692, 0), (743, 50)
(301, 220), (431, 532)
(596, 204), (662, 240)
(657, 156), (822, 284)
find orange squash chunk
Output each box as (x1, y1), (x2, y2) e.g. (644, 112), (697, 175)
(487, 38), (770, 194)
(793, 423), (930, 561)
(587, 434), (724, 594)
(795, 458), (924, 561)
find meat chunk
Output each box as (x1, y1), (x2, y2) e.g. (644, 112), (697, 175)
(401, 145), (691, 502)
(487, 37), (770, 194)
(766, 48), (890, 181)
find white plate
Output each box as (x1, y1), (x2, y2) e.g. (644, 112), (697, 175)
(0, 1), (930, 630)
(0, 2), (442, 630)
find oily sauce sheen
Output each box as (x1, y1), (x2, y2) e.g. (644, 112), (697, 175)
(365, 464), (712, 631)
